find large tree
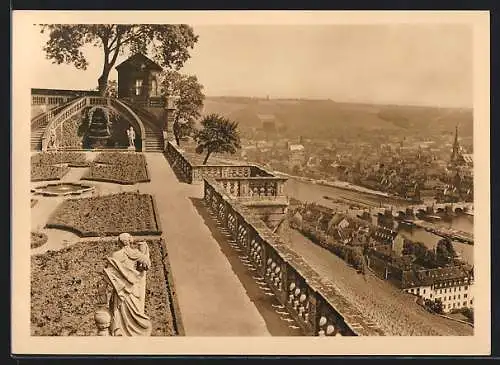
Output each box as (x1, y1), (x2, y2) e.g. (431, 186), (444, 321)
(195, 114), (241, 165)
(160, 70), (205, 146)
(39, 24), (198, 95)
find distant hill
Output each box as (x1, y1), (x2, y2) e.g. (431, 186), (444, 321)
(201, 96), (473, 140)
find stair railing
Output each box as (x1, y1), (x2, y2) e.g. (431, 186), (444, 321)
(41, 97), (89, 151)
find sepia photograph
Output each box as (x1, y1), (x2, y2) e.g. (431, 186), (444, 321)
(12, 10), (490, 356)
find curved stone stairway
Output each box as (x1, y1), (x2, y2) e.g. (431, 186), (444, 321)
(30, 97), (165, 152)
(31, 101), (74, 151)
(124, 102), (165, 152)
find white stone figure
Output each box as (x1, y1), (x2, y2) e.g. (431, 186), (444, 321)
(100, 233), (152, 336)
(127, 126), (136, 148)
(48, 128), (57, 149)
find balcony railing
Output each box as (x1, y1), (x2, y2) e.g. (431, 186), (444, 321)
(203, 178), (384, 336)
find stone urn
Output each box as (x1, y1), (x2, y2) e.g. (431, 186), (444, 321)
(94, 306), (112, 336)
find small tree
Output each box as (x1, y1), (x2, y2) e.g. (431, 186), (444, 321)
(195, 114), (241, 165)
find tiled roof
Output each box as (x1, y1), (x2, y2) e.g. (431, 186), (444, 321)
(115, 53), (163, 71)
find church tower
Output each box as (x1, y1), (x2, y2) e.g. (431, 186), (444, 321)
(450, 125), (462, 167)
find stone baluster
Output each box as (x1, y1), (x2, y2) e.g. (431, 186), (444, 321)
(316, 314), (342, 336)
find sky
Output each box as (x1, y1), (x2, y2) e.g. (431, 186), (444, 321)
(27, 24), (473, 108)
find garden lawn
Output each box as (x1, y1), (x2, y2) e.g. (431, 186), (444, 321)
(31, 239), (175, 336)
(46, 192), (161, 237)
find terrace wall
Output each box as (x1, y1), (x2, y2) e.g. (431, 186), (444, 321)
(203, 178), (384, 336)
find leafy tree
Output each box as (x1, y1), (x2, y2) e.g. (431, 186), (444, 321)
(160, 70), (205, 146)
(103, 80), (118, 98)
(39, 24), (198, 95)
(195, 114), (241, 165)
(436, 238), (456, 266)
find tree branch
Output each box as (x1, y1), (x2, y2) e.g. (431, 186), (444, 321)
(109, 26), (148, 52)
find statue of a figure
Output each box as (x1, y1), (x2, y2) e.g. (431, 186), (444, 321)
(48, 128), (57, 149)
(95, 233), (152, 336)
(126, 126), (136, 148)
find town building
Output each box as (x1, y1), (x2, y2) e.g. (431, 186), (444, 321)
(288, 143), (306, 170)
(401, 265), (474, 313)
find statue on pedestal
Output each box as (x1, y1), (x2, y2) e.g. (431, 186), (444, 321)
(94, 233), (152, 336)
(127, 126), (136, 149)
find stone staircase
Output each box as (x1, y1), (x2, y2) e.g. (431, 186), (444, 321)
(31, 129), (45, 151)
(123, 102), (165, 153)
(30, 103), (69, 151)
(144, 128), (164, 152)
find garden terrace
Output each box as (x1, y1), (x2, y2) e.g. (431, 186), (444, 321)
(204, 178), (384, 336)
(83, 152), (150, 184)
(31, 239), (176, 336)
(45, 192), (161, 237)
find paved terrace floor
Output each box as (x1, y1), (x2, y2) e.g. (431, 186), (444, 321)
(141, 153), (274, 336)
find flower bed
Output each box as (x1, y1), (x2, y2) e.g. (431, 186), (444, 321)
(45, 192), (161, 237)
(31, 152), (87, 181)
(31, 231), (48, 249)
(31, 164), (70, 182)
(31, 239), (176, 336)
(31, 152), (87, 166)
(83, 152), (149, 184)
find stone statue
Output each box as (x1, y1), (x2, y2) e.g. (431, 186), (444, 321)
(48, 128), (57, 149)
(127, 126), (136, 148)
(95, 233), (152, 336)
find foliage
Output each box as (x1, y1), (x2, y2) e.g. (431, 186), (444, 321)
(435, 238), (457, 266)
(159, 70), (205, 146)
(31, 239), (175, 336)
(194, 114), (241, 164)
(104, 80), (118, 98)
(460, 307), (474, 323)
(46, 192), (160, 236)
(39, 24), (198, 94)
(424, 298), (444, 314)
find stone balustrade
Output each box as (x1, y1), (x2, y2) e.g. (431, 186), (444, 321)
(165, 141), (278, 185)
(214, 177), (287, 201)
(31, 102), (70, 130)
(41, 97), (89, 151)
(204, 178), (384, 336)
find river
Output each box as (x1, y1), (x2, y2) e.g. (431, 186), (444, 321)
(284, 178), (474, 265)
